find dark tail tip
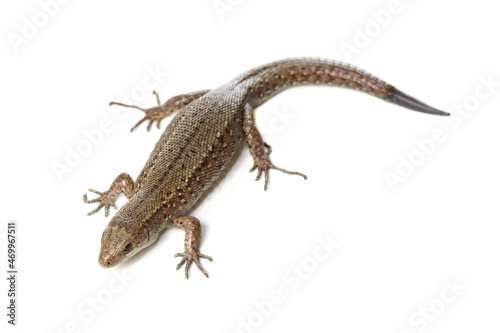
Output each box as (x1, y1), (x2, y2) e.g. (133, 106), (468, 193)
(389, 88), (449, 116)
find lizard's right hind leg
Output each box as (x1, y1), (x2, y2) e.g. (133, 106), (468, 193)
(110, 89), (211, 132)
(83, 173), (135, 217)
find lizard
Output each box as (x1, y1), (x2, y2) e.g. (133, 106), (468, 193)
(83, 58), (449, 278)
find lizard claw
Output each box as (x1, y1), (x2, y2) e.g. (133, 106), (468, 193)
(264, 142), (272, 156)
(250, 156), (307, 191)
(175, 250), (212, 279)
(83, 188), (119, 217)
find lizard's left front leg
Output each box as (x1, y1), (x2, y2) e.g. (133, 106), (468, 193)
(172, 216), (212, 279)
(243, 103), (307, 190)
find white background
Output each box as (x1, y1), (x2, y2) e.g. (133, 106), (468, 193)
(1, 0), (500, 332)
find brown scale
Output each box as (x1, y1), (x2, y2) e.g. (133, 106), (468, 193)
(84, 58), (449, 278)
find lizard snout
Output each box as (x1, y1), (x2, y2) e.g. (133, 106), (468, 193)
(98, 252), (116, 268)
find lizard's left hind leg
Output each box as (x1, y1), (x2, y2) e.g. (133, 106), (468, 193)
(242, 103), (307, 190)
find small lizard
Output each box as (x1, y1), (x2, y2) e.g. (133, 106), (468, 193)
(84, 58), (448, 278)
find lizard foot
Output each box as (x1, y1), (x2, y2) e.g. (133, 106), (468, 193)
(83, 189), (118, 217)
(109, 91), (167, 132)
(175, 250), (213, 279)
(109, 102), (166, 132)
(250, 155), (307, 191)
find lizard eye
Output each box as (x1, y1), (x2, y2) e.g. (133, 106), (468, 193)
(124, 243), (133, 253)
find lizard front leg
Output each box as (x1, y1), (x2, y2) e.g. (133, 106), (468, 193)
(171, 216), (212, 279)
(109, 89), (210, 132)
(83, 173), (134, 217)
(243, 103), (307, 190)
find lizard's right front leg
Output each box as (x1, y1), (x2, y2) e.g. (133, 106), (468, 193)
(83, 173), (134, 217)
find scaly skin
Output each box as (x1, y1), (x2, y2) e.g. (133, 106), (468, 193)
(84, 58), (448, 278)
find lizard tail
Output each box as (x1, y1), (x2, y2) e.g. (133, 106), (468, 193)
(388, 87), (449, 116)
(242, 58), (449, 116)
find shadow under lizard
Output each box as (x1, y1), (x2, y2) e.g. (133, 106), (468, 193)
(83, 58), (449, 278)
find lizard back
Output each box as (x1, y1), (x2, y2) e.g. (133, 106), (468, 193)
(118, 84), (247, 227)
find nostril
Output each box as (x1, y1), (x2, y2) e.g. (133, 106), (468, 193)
(99, 255), (113, 268)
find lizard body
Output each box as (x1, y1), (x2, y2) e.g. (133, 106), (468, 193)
(84, 58), (448, 278)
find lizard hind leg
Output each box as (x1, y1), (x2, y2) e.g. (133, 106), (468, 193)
(109, 89), (211, 132)
(243, 103), (307, 191)
(109, 90), (166, 132)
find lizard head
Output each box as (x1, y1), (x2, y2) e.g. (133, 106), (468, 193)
(98, 215), (151, 268)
